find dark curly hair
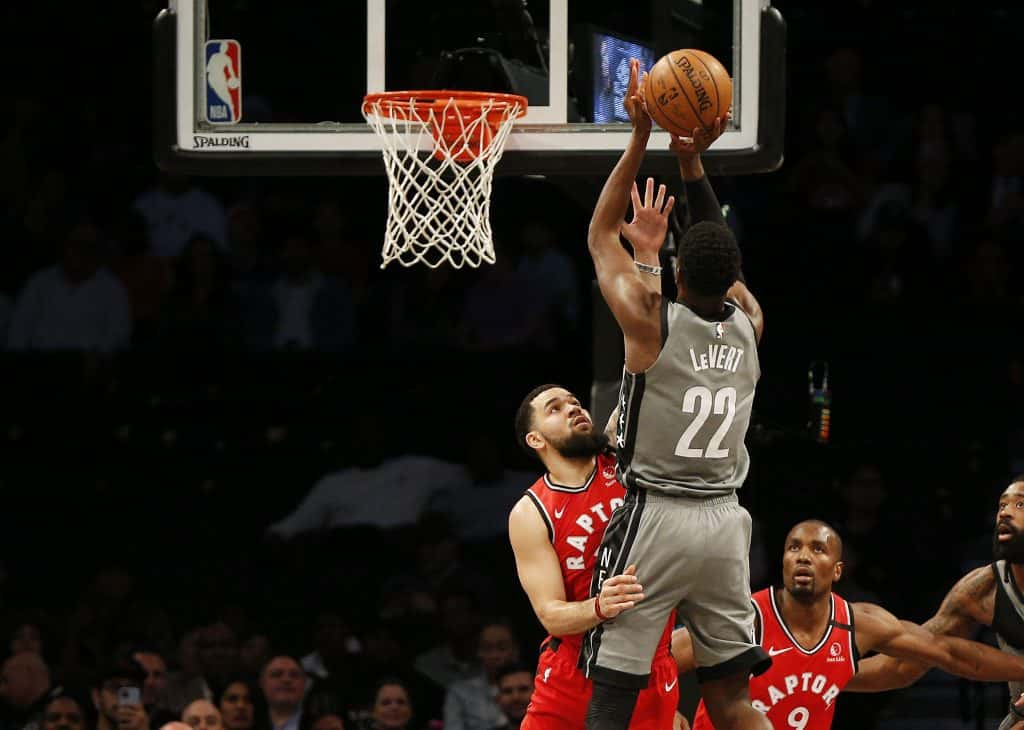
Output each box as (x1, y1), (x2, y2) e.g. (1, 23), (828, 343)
(514, 384), (562, 460)
(677, 221), (741, 297)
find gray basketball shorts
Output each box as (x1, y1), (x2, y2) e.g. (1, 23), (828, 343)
(581, 490), (770, 688)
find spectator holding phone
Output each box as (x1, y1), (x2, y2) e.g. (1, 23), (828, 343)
(91, 656), (150, 730)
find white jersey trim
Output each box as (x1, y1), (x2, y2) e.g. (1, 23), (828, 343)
(769, 587), (836, 655)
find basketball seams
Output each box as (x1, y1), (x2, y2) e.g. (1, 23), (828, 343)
(691, 52), (724, 126)
(662, 53), (710, 135)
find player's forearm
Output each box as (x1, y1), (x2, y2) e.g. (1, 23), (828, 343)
(844, 655), (925, 692)
(537, 598), (602, 637)
(589, 130), (650, 249)
(682, 174), (727, 228)
(937, 635), (1024, 682)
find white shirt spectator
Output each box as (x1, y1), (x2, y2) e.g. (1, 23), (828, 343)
(134, 185), (227, 258)
(8, 266), (131, 351)
(267, 455), (467, 537)
(272, 273), (323, 349)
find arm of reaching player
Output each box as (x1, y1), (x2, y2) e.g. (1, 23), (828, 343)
(668, 119), (765, 343)
(851, 595), (1024, 688)
(847, 566), (995, 692)
(508, 495), (645, 636)
(621, 177), (675, 297)
(588, 59), (666, 341)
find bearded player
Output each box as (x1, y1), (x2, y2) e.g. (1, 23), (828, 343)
(669, 520), (1024, 729)
(846, 477), (1024, 729)
(509, 385), (684, 730)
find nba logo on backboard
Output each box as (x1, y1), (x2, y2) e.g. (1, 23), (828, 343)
(205, 40), (242, 124)
(713, 322), (725, 339)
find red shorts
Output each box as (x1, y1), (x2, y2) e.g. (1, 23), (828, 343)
(521, 640), (679, 730)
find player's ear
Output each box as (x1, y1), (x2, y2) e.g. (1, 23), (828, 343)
(525, 431), (545, 451)
(833, 560), (843, 583)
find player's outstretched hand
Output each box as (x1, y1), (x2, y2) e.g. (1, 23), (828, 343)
(597, 564), (646, 619)
(624, 58), (652, 136)
(668, 114), (730, 159)
(621, 177), (674, 258)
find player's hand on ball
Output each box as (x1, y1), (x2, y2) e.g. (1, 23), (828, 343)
(597, 564), (645, 619)
(622, 177), (674, 257)
(669, 114), (728, 158)
(624, 58), (652, 135)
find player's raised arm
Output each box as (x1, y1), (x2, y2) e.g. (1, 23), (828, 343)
(508, 496), (645, 636)
(587, 59), (665, 344)
(852, 597), (1024, 685)
(847, 566), (994, 692)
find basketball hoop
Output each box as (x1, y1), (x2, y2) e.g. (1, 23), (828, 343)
(362, 90), (528, 269)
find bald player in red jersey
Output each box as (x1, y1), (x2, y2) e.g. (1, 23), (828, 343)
(510, 384), (683, 730)
(673, 521), (1024, 730)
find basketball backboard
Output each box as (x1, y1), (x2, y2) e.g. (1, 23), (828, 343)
(154, 0), (785, 176)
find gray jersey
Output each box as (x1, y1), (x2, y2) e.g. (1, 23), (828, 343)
(615, 298), (759, 498)
(993, 561), (1024, 727)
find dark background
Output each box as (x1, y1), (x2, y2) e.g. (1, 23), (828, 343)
(0, 1), (1023, 728)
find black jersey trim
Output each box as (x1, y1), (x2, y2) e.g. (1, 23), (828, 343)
(523, 490), (555, 544)
(581, 488), (647, 682)
(614, 371), (645, 489)
(660, 296), (670, 350)
(844, 598), (859, 673)
(752, 599), (764, 645)
(769, 587), (835, 655)
(542, 462), (597, 493)
(696, 645), (771, 683)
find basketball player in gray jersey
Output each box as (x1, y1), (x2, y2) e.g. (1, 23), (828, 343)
(582, 58), (769, 730)
(846, 477), (1024, 729)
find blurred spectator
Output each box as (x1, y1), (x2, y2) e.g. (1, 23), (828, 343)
(365, 681), (414, 730)
(309, 716), (342, 730)
(8, 219), (131, 351)
(515, 221), (579, 331)
(40, 693), (88, 730)
(787, 105), (866, 220)
(9, 625), (42, 657)
(109, 210), (171, 345)
(413, 585), (481, 690)
(989, 130), (1024, 236)
(269, 228), (355, 352)
(197, 624), (240, 697)
(238, 638), (272, 680)
(182, 700), (221, 730)
(133, 173), (227, 259)
(133, 651), (175, 727)
(493, 664), (533, 730)
(300, 614), (357, 685)
(160, 235), (241, 350)
(90, 656), (149, 730)
(442, 620), (520, 730)
(162, 631), (209, 716)
(214, 678), (266, 730)
(860, 200), (931, 307)
(0, 653), (51, 730)
(458, 246), (547, 352)
(258, 657), (306, 730)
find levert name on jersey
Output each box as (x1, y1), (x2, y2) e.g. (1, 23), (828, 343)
(688, 344), (746, 373)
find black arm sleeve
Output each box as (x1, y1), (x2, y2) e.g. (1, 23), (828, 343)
(683, 175), (726, 227)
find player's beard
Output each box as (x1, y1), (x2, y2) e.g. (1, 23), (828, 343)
(993, 523), (1024, 563)
(553, 430), (610, 459)
(785, 577), (818, 603)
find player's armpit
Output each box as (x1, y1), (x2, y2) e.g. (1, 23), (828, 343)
(670, 627), (697, 675)
(923, 566), (995, 638)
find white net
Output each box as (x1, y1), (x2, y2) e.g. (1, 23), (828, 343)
(362, 93), (526, 269)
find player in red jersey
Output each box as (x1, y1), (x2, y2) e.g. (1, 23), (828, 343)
(675, 520), (1024, 730)
(509, 384), (684, 730)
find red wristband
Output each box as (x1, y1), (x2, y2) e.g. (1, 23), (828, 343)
(594, 596), (609, 621)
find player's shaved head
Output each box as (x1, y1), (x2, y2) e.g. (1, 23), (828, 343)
(787, 520), (843, 559)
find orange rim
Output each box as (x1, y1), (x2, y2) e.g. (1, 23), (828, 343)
(362, 90), (529, 120)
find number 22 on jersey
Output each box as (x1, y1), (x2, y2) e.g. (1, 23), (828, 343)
(674, 386), (737, 459)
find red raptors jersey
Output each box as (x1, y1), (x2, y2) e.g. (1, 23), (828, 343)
(524, 452), (673, 657)
(691, 588), (857, 730)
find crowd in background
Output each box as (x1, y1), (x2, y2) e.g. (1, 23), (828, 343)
(0, 1), (1023, 728)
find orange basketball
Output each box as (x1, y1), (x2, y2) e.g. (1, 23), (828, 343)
(643, 49), (732, 137)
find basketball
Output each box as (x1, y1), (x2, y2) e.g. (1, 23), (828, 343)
(643, 49), (732, 137)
